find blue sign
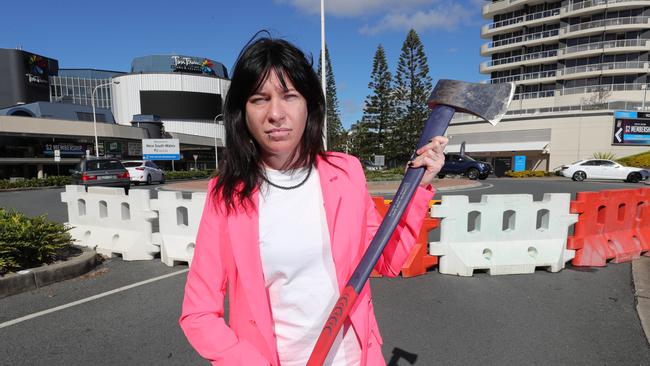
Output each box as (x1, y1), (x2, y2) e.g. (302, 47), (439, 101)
(513, 155), (526, 172)
(143, 154), (180, 160)
(614, 111), (637, 119)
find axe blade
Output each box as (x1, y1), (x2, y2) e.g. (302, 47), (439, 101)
(428, 80), (515, 125)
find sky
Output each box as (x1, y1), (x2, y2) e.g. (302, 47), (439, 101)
(1, 0), (487, 129)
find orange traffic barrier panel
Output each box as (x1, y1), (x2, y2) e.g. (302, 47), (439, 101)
(568, 188), (649, 266)
(371, 196), (439, 277)
(634, 189), (650, 255)
(370, 197), (389, 278)
(401, 214), (439, 277)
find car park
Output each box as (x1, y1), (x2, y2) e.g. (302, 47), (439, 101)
(122, 160), (165, 185)
(558, 159), (649, 183)
(438, 154), (492, 180)
(70, 158), (131, 193)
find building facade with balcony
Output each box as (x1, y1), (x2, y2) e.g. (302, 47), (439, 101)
(447, 0), (650, 173)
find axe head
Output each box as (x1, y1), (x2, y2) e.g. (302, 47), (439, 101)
(428, 80), (515, 126)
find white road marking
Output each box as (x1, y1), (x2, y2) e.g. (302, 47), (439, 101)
(0, 268), (189, 329)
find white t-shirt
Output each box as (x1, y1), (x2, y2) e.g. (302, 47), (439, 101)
(258, 166), (361, 366)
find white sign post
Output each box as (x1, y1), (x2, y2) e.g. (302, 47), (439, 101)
(142, 139), (180, 160)
(54, 149), (61, 162)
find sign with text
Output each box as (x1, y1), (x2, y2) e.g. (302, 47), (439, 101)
(142, 139), (180, 160)
(513, 155), (526, 172)
(613, 111), (650, 145)
(43, 143), (86, 156)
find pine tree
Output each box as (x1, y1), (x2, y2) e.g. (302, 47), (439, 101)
(393, 29), (433, 163)
(347, 121), (374, 162)
(359, 44), (395, 164)
(317, 45), (346, 152)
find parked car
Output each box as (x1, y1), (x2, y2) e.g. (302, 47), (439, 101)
(70, 157), (130, 193)
(558, 159), (649, 183)
(122, 160), (165, 185)
(438, 154), (492, 180)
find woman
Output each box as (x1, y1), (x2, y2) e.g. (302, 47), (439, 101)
(179, 36), (448, 366)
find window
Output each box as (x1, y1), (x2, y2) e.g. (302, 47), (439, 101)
(123, 161), (143, 168)
(86, 160), (124, 171)
(76, 112), (106, 122)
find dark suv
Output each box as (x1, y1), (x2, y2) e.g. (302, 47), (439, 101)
(438, 154), (492, 180)
(70, 158), (131, 193)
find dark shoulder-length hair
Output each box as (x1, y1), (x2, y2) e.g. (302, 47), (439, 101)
(214, 35), (327, 214)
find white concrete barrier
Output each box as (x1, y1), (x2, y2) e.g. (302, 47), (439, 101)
(429, 194), (577, 276)
(60, 185), (159, 260)
(150, 191), (206, 267)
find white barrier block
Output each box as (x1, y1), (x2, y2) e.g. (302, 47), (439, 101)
(151, 191), (206, 266)
(60, 185), (159, 260)
(429, 194), (577, 276)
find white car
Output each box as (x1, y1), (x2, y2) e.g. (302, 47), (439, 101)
(558, 159), (649, 183)
(122, 160), (165, 185)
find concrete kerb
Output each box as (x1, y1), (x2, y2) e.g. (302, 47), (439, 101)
(632, 256), (650, 345)
(0, 246), (98, 299)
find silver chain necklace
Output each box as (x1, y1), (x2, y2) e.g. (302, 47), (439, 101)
(263, 165), (312, 190)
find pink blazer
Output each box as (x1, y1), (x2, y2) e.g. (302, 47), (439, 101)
(180, 152), (434, 365)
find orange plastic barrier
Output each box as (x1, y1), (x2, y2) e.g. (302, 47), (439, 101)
(634, 189), (650, 255)
(370, 196), (439, 277)
(400, 215), (439, 277)
(568, 188), (650, 266)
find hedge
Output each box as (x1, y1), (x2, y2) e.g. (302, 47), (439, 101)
(0, 208), (73, 275)
(617, 150), (650, 169)
(364, 168), (405, 181)
(505, 170), (550, 178)
(0, 170), (217, 190)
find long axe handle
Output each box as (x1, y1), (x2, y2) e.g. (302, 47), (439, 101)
(307, 104), (456, 365)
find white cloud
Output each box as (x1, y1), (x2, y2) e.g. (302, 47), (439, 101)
(275, 0), (435, 17)
(359, 4), (474, 35)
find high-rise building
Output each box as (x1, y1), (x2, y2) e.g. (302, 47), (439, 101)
(446, 0), (650, 174)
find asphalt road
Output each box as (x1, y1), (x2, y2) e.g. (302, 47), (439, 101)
(1, 178), (649, 365)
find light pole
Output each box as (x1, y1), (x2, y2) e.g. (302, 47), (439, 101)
(213, 114), (224, 170)
(643, 84), (648, 111)
(320, 0), (327, 150)
(92, 80), (119, 157)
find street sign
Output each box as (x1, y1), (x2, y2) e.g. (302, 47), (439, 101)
(373, 155), (385, 167)
(54, 149), (61, 162)
(613, 111), (650, 145)
(142, 139), (180, 160)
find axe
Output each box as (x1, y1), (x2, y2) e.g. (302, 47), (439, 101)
(307, 79), (514, 365)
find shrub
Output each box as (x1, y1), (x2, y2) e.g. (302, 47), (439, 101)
(165, 169), (215, 180)
(0, 176), (72, 190)
(364, 167), (404, 181)
(593, 151), (616, 160)
(617, 150), (650, 168)
(0, 208), (73, 275)
(505, 170), (549, 178)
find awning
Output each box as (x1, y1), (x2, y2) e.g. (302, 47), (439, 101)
(445, 141), (549, 153)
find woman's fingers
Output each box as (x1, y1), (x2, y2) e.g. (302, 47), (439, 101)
(409, 136), (448, 187)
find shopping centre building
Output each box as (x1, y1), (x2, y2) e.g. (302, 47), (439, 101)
(0, 49), (229, 179)
(446, 0), (650, 173)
